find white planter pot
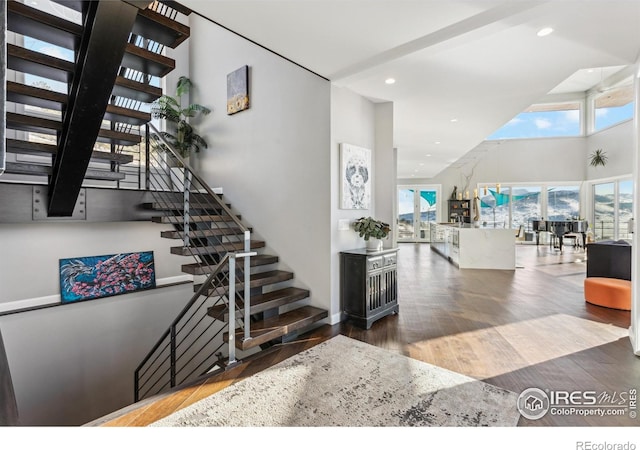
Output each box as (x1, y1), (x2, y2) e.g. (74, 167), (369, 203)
(366, 238), (383, 252)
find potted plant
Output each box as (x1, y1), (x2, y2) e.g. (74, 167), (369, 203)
(353, 216), (391, 252)
(589, 149), (608, 167)
(151, 76), (211, 160)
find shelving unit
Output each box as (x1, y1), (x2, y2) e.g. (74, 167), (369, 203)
(448, 199), (471, 223)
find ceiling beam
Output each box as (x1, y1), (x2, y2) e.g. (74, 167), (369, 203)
(48, 0), (139, 216)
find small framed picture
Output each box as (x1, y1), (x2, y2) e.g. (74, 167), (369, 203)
(340, 143), (371, 210)
(227, 65), (249, 115)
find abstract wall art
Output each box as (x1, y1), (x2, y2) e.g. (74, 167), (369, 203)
(59, 251), (156, 303)
(227, 65), (250, 115)
(340, 143), (371, 209)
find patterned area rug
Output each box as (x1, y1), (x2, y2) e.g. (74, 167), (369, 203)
(150, 335), (520, 427)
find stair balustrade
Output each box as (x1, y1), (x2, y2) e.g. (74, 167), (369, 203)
(134, 123), (255, 402)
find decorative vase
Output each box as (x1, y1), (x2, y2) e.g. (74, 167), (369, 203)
(366, 238), (383, 252)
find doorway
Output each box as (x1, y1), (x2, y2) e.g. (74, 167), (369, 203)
(397, 185), (439, 242)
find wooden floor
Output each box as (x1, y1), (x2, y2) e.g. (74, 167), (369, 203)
(93, 242), (639, 427)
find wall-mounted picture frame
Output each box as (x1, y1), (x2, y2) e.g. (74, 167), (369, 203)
(59, 251), (156, 303)
(227, 65), (250, 115)
(340, 143), (371, 210)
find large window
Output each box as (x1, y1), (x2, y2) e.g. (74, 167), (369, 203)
(479, 184), (581, 230)
(511, 186), (541, 230)
(593, 81), (634, 132)
(486, 102), (581, 140)
(547, 186), (580, 220)
(480, 187), (510, 228)
(592, 179), (632, 242)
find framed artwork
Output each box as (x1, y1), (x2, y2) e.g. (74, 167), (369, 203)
(340, 143), (371, 209)
(227, 65), (250, 115)
(59, 251), (156, 303)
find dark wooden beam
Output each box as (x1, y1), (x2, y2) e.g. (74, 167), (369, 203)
(48, 0), (139, 217)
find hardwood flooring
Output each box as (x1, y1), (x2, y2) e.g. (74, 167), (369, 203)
(93, 243), (639, 427)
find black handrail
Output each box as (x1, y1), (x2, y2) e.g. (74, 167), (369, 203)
(134, 125), (253, 402)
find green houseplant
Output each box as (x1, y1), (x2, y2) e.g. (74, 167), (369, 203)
(353, 216), (391, 251)
(151, 76), (211, 159)
(589, 149), (608, 167)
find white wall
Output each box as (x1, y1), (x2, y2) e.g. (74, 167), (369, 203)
(0, 221), (194, 425)
(187, 16), (332, 317)
(409, 137), (588, 203)
(586, 120), (634, 181)
(330, 86), (376, 321)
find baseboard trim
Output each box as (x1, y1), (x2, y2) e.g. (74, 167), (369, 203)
(629, 326), (640, 356)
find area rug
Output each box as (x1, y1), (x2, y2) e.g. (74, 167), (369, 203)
(150, 335), (520, 427)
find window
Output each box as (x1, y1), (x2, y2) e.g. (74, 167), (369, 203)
(480, 187), (510, 228)
(547, 186), (580, 220)
(592, 180), (633, 242)
(397, 186), (439, 242)
(479, 184), (582, 230)
(486, 102), (581, 140)
(594, 82), (634, 132)
(511, 186), (541, 230)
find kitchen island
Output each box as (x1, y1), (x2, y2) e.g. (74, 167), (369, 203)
(430, 223), (516, 270)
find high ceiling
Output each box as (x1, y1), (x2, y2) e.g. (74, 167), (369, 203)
(180, 0), (640, 179)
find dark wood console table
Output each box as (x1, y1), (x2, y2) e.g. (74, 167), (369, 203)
(340, 248), (399, 329)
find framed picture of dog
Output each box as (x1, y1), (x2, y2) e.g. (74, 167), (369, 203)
(340, 143), (371, 209)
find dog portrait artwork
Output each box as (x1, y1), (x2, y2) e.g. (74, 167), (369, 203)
(340, 144), (371, 209)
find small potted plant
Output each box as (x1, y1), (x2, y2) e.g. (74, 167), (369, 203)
(353, 216), (391, 252)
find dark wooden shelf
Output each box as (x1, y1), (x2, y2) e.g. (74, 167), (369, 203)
(7, 0), (82, 50)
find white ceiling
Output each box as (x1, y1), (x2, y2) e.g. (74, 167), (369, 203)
(180, 0), (640, 179)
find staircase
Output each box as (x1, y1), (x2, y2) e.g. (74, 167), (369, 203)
(3, 0), (190, 212)
(134, 128), (328, 402)
(3, 0), (329, 404)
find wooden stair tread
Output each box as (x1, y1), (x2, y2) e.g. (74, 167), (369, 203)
(113, 76), (163, 104)
(207, 287), (310, 319)
(6, 81), (151, 126)
(133, 8), (190, 48)
(156, 1), (193, 17)
(224, 306), (328, 351)
(4, 162), (126, 181)
(6, 112), (141, 146)
(7, 43), (74, 83)
(160, 228), (245, 239)
(182, 255), (278, 275)
(121, 43), (175, 78)
(6, 111), (61, 134)
(195, 270), (295, 296)
(7, 0), (82, 51)
(6, 80), (66, 111)
(5, 139), (134, 164)
(104, 104), (151, 126)
(171, 239), (266, 256)
(152, 214), (240, 224)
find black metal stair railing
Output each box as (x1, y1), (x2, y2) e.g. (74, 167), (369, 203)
(134, 123), (255, 402)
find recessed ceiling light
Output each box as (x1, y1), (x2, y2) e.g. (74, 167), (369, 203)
(537, 27), (554, 37)
(426, 154), (432, 157)
(434, 141), (441, 144)
(450, 118), (458, 123)
(385, 78), (396, 85)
